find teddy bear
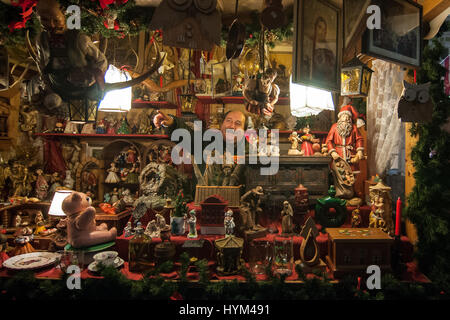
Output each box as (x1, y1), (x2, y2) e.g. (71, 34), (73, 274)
(62, 191), (117, 248)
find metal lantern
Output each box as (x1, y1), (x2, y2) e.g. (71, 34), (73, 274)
(68, 99), (98, 123)
(340, 56), (373, 97)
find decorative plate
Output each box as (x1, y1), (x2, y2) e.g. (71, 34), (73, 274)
(3, 252), (61, 271)
(88, 257), (124, 273)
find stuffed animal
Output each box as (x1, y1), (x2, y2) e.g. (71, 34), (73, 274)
(62, 191), (117, 248)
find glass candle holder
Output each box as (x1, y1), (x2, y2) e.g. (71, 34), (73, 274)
(248, 240), (273, 275)
(273, 237), (294, 277)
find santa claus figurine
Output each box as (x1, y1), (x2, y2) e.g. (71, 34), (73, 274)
(326, 103), (364, 164)
(325, 101), (365, 199)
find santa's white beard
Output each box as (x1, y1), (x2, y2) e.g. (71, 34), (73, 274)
(337, 119), (352, 137)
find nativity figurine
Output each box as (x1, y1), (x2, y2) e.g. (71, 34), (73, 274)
(281, 201), (294, 235)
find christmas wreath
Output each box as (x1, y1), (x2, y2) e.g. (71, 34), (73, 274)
(315, 185), (347, 229)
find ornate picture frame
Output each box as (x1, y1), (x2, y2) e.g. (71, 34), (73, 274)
(293, 0), (342, 92)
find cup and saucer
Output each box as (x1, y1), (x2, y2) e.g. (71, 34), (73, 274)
(88, 251), (124, 273)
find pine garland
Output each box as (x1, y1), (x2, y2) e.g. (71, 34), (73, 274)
(405, 38), (450, 290)
(0, 266), (446, 300)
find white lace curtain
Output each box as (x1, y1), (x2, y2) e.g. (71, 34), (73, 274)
(367, 60), (404, 177)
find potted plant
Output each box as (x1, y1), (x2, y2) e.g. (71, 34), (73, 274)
(170, 191), (188, 236)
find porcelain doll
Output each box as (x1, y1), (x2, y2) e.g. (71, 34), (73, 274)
(110, 188), (120, 204)
(126, 163), (139, 184)
(120, 168), (129, 182)
(126, 147), (137, 164)
(124, 221), (134, 237)
(103, 192), (111, 204)
(105, 162), (120, 183)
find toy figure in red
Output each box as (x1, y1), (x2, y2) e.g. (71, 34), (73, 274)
(300, 125), (319, 156)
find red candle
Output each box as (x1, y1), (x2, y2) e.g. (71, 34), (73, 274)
(395, 197), (402, 236)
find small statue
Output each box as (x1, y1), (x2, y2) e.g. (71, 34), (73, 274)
(155, 213), (167, 230)
(288, 132), (302, 155)
(369, 195), (386, 230)
(281, 201), (294, 235)
(351, 206), (362, 228)
(187, 210), (198, 239)
(96, 118), (108, 134)
(103, 192), (111, 204)
(15, 213), (22, 228)
(127, 163), (139, 184)
(243, 68), (280, 118)
(105, 162), (120, 183)
(145, 220), (159, 238)
(35, 169), (48, 200)
(300, 125), (319, 156)
(224, 209), (235, 237)
(19, 104), (39, 141)
(115, 151), (127, 167)
(110, 188), (120, 204)
(121, 189), (134, 206)
(126, 147), (137, 164)
(106, 118), (117, 134)
(240, 186), (265, 231)
(120, 168), (129, 182)
(63, 169), (74, 189)
(124, 221), (134, 237)
(34, 211), (47, 235)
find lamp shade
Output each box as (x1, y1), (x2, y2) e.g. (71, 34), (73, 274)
(48, 190), (72, 217)
(290, 77), (334, 117)
(98, 65), (132, 112)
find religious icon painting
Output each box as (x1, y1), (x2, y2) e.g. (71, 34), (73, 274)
(293, 0), (343, 92)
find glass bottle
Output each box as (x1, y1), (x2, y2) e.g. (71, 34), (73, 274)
(128, 222), (152, 273)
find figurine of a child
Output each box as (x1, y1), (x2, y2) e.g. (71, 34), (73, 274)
(187, 210), (198, 239)
(224, 209), (235, 237)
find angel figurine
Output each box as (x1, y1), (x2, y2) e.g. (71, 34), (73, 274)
(105, 162), (120, 183)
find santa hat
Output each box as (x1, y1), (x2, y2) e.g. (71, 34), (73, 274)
(338, 104), (365, 128)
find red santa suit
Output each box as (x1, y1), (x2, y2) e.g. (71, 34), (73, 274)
(326, 105), (364, 163)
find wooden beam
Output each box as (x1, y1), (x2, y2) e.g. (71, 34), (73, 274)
(422, 0), (450, 21)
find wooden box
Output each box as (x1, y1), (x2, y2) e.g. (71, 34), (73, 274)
(326, 228), (394, 278)
(95, 209), (132, 235)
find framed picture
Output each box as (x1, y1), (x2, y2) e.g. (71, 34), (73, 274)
(87, 145), (103, 160)
(343, 0), (371, 48)
(293, 0), (342, 92)
(362, 0), (422, 68)
(211, 60), (233, 98)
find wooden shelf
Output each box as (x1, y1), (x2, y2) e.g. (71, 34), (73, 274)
(131, 100), (178, 109)
(195, 95), (290, 105)
(34, 133), (170, 139)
